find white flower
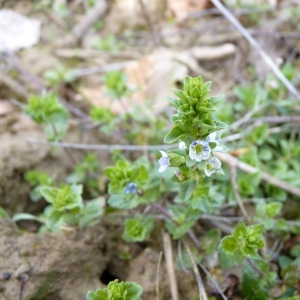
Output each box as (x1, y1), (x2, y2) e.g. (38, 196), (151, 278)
(206, 132), (226, 152)
(189, 141), (211, 162)
(179, 141), (187, 150)
(158, 150), (170, 172)
(204, 157), (222, 177)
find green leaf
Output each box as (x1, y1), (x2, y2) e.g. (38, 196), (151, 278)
(232, 221), (247, 240)
(178, 179), (198, 202)
(108, 194), (142, 210)
(251, 124), (269, 145)
(290, 244), (300, 258)
(221, 236), (238, 255)
(48, 210), (63, 228)
(200, 228), (221, 255)
(256, 201), (267, 218)
(0, 206), (8, 218)
(164, 126), (185, 144)
(122, 216), (154, 242)
(86, 280), (143, 300)
(186, 155), (197, 167)
(210, 95), (224, 105)
(266, 202), (282, 218)
(12, 213), (43, 223)
(238, 172), (261, 196)
(218, 246), (242, 268)
(166, 96), (179, 108)
(41, 185), (83, 211)
(86, 289), (107, 300)
(79, 198), (104, 228)
(165, 219), (195, 239)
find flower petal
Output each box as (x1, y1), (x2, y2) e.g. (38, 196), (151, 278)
(204, 168), (215, 177)
(159, 164), (169, 172)
(210, 157), (221, 169)
(179, 141), (187, 150)
(159, 150), (168, 157)
(206, 132), (217, 143)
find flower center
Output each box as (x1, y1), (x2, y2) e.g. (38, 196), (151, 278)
(194, 144), (203, 154)
(206, 163), (213, 171)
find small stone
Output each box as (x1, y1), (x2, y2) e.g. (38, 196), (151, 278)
(2, 271), (12, 280)
(14, 264), (31, 279)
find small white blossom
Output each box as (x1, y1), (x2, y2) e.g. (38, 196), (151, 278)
(158, 150), (170, 172)
(206, 132), (225, 152)
(204, 157), (222, 177)
(189, 141), (211, 162)
(179, 141), (187, 150)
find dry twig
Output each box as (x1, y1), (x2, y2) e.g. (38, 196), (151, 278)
(215, 152), (300, 198)
(156, 251), (163, 300)
(210, 0), (300, 101)
(230, 165), (249, 219)
(183, 238), (208, 300)
(197, 261), (228, 300)
(162, 231), (179, 300)
(26, 139), (300, 198)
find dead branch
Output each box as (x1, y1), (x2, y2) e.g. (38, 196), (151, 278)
(215, 152), (300, 198)
(183, 238), (208, 300)
(230, 165), (249, 219)
(210, 0), (300, 101)
(162, 231), (179, 300)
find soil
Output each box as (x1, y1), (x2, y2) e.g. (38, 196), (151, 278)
(0, 218), (108, 300)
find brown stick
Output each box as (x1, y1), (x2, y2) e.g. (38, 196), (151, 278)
(215, 152), (300, 198)
(210, 0), (300, 101)
(183, 238), (208, 300)
(230, 165), (249, 219)
(162, 231), (179, 300)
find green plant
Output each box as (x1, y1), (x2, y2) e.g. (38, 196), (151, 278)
(86, 279), (143, 300)
(92, 35), (125, 52)
(24, 169), (55, 202)
(24, 91), (69, 141)
(19, 72), (300, 299)
(43, 62), (75, 87)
